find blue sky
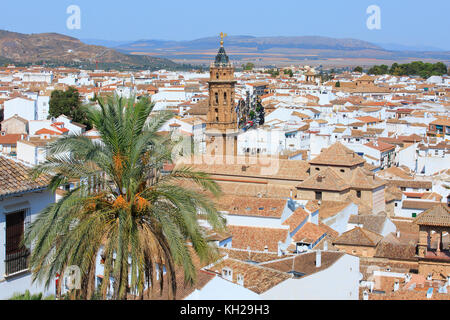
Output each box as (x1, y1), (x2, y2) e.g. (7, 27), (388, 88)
(2, 0), (449, 49)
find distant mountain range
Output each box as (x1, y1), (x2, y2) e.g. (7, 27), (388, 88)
(0, 30), (180, 70)
(375, 42), (446, 52)
(107, 35), (450, 66)
(0, 31), (449, 68)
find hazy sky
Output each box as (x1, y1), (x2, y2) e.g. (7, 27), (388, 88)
(2, 0), (449, 49)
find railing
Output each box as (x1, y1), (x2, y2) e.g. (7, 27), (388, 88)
(5, 249), (30, 276)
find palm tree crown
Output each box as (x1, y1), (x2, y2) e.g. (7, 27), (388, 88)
(25, 95), (225, 300)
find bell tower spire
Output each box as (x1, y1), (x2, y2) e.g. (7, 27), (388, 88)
(205, 33), (238, 160)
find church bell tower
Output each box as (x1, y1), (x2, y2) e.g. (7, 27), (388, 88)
(206, 33), (238, 159)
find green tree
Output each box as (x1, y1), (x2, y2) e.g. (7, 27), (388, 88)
(284, 69), (294, 77)
(25, 95), (225, 300)
(353, 66), (363, 73)
(268, 69), (279, 78)
(335, 81), (341, 88)
(242, 62), (255, 71)
(49, 87), (92, 130)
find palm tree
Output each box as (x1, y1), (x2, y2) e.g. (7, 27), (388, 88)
(25, 95), (225, 300)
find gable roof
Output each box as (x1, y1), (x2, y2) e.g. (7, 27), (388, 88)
(292, 222), (327, 244)
(334, 227), (383, 247)
(282, 207), (309, 232)
(348, 215), (389, 235)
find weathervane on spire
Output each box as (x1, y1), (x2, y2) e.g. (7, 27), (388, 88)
(220, 32), (227, 46)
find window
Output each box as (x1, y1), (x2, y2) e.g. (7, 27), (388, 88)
(215, 92), (219, 104)
(340, 169), (345, 173)
(412, 213), (417, 218)
(222, 267), (232, 280)
(315, 168), (320, 171)
(315, 192), (322, 201)
(5, 210), (30, 275)
(237, 274), (244, 285)
(357, 191), (361, 198)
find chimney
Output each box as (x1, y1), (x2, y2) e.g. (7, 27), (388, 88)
(363, 290), (369, 301)
(316, 250), (322, 268)
(394, 279), (400, 292)
(396, 231), (401, 238)
(323, 240), (328, 251)
(405, 274), (411, 283)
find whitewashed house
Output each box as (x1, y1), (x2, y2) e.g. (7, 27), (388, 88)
(0, 156), (55, 299)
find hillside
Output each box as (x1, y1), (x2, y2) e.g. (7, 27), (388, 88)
(0, 30), (180, 70)
(115, 35), (450, 66)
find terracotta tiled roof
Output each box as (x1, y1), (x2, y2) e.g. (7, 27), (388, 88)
(261, 251), (345, 277)
(0, 133), (27, 145)
(309, 142), (365, 167)
(0, 156), (49, 197)
(318, 201), (353, 221)
(188, 156), (311, 181)
(218, 195), (287, 218)
(349, 167), (386, 190)
(374, 232), (418, 261)
(413, 204), (450, 227)
(292, 222), (327, 244)
(402, 200), (441, 210)
(206, 258), (291, 294)
(348, 215), (389, 235)
(297, 167), (351, 192)
(385, 186), (403, 202)
(364, 141), (395, 152)
(282, 207), (309, 232)
(227, 225), (289, 252)
(219, 248), (283, 264)
(334, 227), (383, 247)
(387, 180), (432, 190)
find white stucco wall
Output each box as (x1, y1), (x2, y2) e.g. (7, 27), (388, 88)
(0, 190), (56, 299)
(261, 253), (360, 300)
(185, 276), (260, 300)
(322, 203), (358, 235)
